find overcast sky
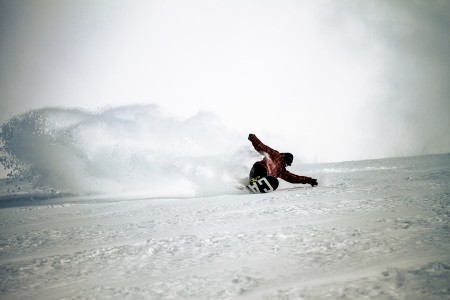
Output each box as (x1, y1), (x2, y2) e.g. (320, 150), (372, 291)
(1, 0), (450, 177)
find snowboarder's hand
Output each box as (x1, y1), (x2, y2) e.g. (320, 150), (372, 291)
(248, 133), (255, 140)
(310, 178), (318, 187)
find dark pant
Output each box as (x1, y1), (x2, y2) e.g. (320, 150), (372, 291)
(249, 163), (268, 180)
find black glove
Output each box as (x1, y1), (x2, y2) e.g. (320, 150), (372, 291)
(310, 178), (318, 187)
(248, 133), (255, 140)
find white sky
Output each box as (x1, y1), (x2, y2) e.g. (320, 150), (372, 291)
(1, 0), (450, 177)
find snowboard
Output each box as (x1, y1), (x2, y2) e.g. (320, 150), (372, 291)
(246, 176), (279, 193)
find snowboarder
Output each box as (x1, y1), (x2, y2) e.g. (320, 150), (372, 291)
(248, 134), (318, 187)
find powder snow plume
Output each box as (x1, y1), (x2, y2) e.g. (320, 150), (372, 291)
(0, 105), (252, 197)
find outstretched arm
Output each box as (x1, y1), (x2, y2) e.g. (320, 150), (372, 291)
(248, 134), (279, 158)
(280, 170), (318, 186)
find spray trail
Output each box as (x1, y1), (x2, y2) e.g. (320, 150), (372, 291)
(0, 105), (252, 197)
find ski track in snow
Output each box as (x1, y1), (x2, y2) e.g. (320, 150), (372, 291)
(0, 154), (449, 299)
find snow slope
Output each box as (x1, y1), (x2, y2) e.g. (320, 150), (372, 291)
(1, 153), (449, 299)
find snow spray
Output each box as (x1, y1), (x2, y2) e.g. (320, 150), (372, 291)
(0, 105), (252, 197)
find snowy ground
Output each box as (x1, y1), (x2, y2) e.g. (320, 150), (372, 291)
(0, 153), (449, 299)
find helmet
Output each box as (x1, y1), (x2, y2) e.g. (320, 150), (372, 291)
(283, 153), (293, 166)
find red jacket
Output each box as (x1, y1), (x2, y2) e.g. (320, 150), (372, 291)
(249, 135), (312, 184)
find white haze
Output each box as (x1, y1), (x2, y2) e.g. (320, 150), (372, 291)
(0, 106), (255, 197)
(1, 0), (450, 179)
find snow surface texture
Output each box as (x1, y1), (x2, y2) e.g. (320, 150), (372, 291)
(0, 152), (449, 299)
(1, 107), (449, 299)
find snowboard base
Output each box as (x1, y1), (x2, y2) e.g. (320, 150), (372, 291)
(246, 176), (279, 193)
